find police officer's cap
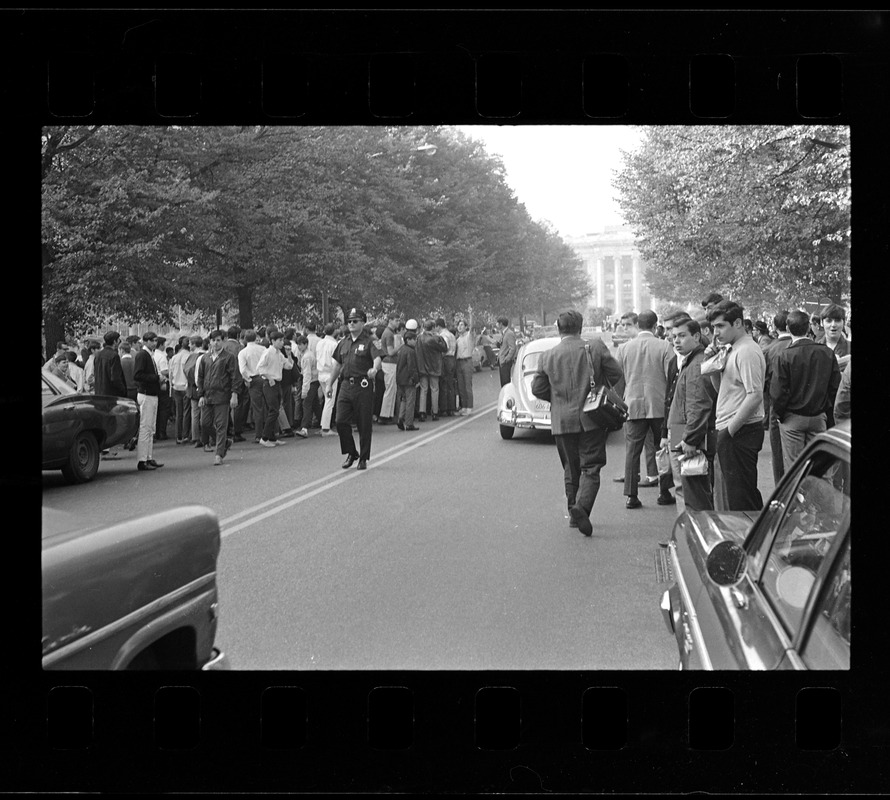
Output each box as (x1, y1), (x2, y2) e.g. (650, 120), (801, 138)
(346, 307), (367, 323)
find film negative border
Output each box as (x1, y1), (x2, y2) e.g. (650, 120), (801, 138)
(9, 7), (887, 795)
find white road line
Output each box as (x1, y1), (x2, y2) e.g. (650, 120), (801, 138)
(220, 400), (498, 538)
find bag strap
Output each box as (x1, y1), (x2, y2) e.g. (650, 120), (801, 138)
(584, 342), (597, 390)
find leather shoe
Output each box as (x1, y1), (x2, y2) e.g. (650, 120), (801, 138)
(405, 425), (419, 431)
(342, 454), (358, 469)
(431, 414), (439, 421)
(397, 421), (405, 430)
(223, 438), (233, 457)
(194, 441), (204, 448)
(147, 459), (164, 468)
(657, 493), (677, 506)
(357, 458), (368, 470)
(418, 413), (426, 422)
(569, 505), (593, 536)
(625, 496), (642, 509)
(137, 461), (157, 471)
(639, 476), (659, 488)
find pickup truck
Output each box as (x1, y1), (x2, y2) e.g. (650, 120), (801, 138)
(42, 505), (228, 670)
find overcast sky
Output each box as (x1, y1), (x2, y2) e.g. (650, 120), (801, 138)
(456, 125), (643, 240)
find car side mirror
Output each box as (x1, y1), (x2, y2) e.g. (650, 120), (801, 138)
(706, 540), (748, 587)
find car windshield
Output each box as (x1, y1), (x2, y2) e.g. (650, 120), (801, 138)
(42, 368), (76, 396)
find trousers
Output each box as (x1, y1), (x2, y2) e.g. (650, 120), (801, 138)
(715, 422), (764, 512)
(624, 418), (664, 497)
(380, 361), (398, 418)
(779, 411), (827, 471)
(136, 393), (158, 462)
(336, 379), (374, 460)
(419, 374), (440, 416)
(554, 428), (609, 519)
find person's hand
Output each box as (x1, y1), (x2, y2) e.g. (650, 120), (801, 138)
(681, 441), (698, 458)
(198, 397), (205, 408)
(659, 437), (669, 449)
(230, 394), (238, 409)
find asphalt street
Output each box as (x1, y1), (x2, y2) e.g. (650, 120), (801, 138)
(43, 353), (777, 670)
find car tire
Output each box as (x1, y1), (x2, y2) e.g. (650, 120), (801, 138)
(61, 431), (100, 483)
(499, 424), (515, 440)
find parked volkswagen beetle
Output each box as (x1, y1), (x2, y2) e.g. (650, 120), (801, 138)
(655, 421), (850, 670)
(42, 368), (139, 483)
(496, 336), (559, 439)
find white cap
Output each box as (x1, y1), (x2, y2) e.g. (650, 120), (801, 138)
(405, 319), (418, 331)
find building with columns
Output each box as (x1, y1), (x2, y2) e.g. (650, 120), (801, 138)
(564, 225), (655, 320)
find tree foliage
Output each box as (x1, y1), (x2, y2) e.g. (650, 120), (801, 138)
(42, 124), (592, 347)
(614, 125), (850, 313)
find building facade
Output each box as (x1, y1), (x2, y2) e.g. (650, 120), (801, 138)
(564, 225), (654, 320)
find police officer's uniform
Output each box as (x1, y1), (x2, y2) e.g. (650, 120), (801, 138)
(331, 308), (382, 469)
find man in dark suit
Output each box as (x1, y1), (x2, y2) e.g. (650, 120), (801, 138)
(532, 309), (623, 537)
(132, 331), (164, 471)
(617, 309), (675, 508)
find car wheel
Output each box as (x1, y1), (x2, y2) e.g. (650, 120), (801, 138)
(499, 424), (515, 440)
(61, 431), (100, 483)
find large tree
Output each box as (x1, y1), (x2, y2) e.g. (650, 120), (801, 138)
(614, 125), (850, 312)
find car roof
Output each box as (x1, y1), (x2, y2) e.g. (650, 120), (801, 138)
(520, 336), (560, 354)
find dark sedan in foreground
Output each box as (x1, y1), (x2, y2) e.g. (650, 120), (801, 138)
(42, 368), (139, 483)
(656, 422), (850, 670)
(42, 505), (228, 670)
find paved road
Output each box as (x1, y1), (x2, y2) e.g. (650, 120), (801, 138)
(43, 359), (777, 670)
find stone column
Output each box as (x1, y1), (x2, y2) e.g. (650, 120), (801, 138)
(596, 257), (605, 311)
(613, 256), (622, 314)
(632, 256), (642, 312)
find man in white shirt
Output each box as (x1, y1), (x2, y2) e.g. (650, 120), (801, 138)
(238, 329), (268, 444)
(256, 330), (294, 447)
(168, 336), (191, 444)
(315, 323), (340, 435)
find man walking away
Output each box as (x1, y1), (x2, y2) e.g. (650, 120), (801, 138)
(532, 310), (623, 536)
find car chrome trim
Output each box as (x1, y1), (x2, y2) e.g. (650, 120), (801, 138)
(671, 546), (714, 670)
(42, 572), (216, 668)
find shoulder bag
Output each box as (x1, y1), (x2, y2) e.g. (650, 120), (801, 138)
(582, 342), (629, 431)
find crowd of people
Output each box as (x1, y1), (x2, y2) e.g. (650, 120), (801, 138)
(531, 293), (851, 537)
(42, 310), (508, 471)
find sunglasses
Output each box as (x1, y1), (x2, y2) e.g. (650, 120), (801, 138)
(347, 319), (362, 323)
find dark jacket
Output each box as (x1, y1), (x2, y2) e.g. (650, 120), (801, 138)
(770, 338), (841, 421)
(396, 342), (419, 387)
(133, 348), (161, 396)
(660, 356), (680, 440)
(93, 345), (128, 398)
(415, 331), (447, 377)
(668, 345), (717, 449)
(197, 349), (239, 405)
(184, 351), (202, 401)
(531, 335), (623, 435)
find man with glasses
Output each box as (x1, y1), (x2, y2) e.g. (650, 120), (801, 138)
(326, 308), (383, 470)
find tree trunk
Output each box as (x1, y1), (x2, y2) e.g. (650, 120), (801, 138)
(42, 244), (66, 361)
(237, 285), (254, 330)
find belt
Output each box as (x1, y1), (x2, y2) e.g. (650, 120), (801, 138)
(457, 357), (471, 361)
(345, 376), (371, 387)
(249, 375), (263, 381)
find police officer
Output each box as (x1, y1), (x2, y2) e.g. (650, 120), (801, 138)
(327, 307), (383, 470)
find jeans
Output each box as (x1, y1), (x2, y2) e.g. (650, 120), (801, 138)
(172, 388), (188, 441)
(248, 376), (266, 438)
(262, 381), (282, 441)
(319, 373), (337, 430)
(440, 355), (457, 413)
(380, 362), (398, 418)
(456, 358), (474, 410)
(715, 422), (765, 511)
(301, 380), (321, 430)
